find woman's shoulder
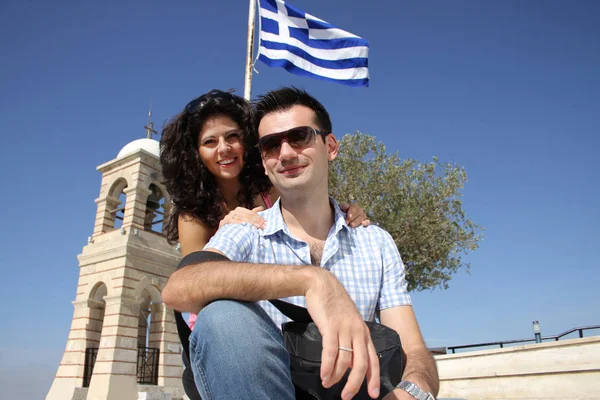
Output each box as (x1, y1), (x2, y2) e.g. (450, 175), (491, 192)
(267, 187), (280, 206)
(253, 187), (279, 209)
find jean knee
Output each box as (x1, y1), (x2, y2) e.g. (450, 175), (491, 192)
(191, 300), (254, 348)
(195, 300), (252, 335)
(196, 300), (231, 331)
(190, 300), (283, 361)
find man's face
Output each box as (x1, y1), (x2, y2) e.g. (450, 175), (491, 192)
(257, 105), (338, 194)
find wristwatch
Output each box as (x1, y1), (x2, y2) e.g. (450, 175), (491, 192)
(396, 381), (436, 400)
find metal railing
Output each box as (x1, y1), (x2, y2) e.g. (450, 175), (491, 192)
(83, 348), (98, 387)
(447, 325), (600, 354)
(137, 346), (160, 385)
(82, 346), (160, 386)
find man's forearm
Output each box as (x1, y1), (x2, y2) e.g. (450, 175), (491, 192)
(162, 260), (314, 313)
(401, 348), (439, 396)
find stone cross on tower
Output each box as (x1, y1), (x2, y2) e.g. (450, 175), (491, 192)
(46, 121), (185, 400)
(145, 104), (158, 140)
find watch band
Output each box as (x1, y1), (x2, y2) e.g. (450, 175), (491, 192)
(396, 381), (436, 400)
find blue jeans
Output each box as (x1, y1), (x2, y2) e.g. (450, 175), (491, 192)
(189, 300), (296, 400)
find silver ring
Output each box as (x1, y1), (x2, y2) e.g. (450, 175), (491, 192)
(338, 346), (353, 352)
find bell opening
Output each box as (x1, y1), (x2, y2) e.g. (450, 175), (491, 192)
(144, 184), (165, 234)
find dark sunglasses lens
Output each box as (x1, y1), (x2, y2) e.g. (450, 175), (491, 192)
(260, 127), (316, 156)
(185, 91), (235, 112)
(185, 97), (205, 112)
(260, 134), (282, 156)
(287, 127), (313, 146)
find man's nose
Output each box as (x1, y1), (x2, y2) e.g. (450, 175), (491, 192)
(279, 140), (297, 161)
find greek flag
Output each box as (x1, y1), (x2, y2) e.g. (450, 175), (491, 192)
(257, 0), (370, 87)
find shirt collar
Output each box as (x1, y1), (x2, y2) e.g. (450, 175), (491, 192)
(329, 197), (353, 238)
(260, 197), (353, 239)
(260, 197), (286, 237)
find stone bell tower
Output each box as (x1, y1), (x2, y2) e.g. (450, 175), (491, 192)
(46, 118), (185, 400)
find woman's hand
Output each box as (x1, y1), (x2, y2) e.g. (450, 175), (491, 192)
(340, 202), (371, 228)
(219, 206), (266, 230)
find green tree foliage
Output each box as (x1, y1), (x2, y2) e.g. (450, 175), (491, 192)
(329, 132), (483, 292)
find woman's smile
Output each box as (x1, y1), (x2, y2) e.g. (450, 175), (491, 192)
(217, 157), (239, 168)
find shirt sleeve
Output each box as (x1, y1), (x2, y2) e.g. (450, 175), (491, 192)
(203, 223), (256, 262)
(377, 230), (412, 310)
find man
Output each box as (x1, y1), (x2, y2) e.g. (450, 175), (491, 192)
(162, 87), (439, 400)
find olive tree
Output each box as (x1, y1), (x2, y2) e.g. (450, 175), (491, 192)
(329, 132), (483, 291)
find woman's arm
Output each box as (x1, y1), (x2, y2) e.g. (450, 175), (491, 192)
(177, 214), (215, 257)
(179, 205), (270, 258)
(177, 214), (216, 328)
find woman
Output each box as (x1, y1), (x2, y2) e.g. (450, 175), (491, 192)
(160, 89), (368, 259)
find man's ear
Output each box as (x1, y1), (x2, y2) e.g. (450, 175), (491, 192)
(325, 133), (339, 161)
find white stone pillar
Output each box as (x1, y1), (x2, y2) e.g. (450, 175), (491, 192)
(46, 299), (104, 400)
(86, 295), (140, 400)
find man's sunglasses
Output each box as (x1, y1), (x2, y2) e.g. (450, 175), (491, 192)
(258, 126), (328, 158)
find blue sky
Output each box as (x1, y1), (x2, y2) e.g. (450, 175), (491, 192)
(1, 0), (599, 398)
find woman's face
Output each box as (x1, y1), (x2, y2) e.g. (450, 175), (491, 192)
(198, 115), (245, 182)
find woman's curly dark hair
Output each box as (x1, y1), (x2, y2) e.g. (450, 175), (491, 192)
(160, 89), (271, 244)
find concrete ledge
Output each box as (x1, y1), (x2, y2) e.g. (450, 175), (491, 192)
(435, 336), (600, 399)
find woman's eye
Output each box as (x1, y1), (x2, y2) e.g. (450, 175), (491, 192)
(202, 140), (216, 146)
(227, 132), (241, 141)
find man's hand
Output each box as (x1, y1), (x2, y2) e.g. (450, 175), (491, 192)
(304, 269), (380, 400)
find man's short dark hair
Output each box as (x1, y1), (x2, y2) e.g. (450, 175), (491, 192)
(252, 87), (332, 136)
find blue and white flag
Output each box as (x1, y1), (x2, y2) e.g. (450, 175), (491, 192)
(257, 0), (370, 87)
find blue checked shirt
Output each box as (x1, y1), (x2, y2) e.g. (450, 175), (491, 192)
(204, 198), (412, 329)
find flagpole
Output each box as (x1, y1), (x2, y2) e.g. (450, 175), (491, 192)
(243, 0), (257, 100)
